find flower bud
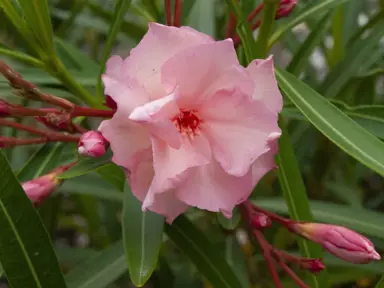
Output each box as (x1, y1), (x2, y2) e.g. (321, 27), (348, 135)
(276, 0), (297, 19)
(104, 95), (117, 110)
(0, 100), (10, 117)
(22, 174), (60, 205)
(299, 258), (325, 273)
(78, 131), (108, 157)
(36, 112), (75, 133)
(250, 212), (272, 229)
(292, 223), (381, 264)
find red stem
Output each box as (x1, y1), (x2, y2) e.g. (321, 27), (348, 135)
(174, 0), (182, 27)
(0, 119), (48, 136)
(71, 106), (115, 118)
(226, 13), (237, 39)
(165, 0), (173, 26)
(247, 3), (263, 22)
(1, 135), (79, 147)
(275, 258), (310, 288)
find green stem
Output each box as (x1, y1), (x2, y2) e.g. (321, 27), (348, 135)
(329, 5), (344, 68)
(254, 0), (278, 59)
(48, 59), (101, 108)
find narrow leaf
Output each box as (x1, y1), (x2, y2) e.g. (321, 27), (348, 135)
(123, 184), (164, 286)
(65, 241), (127, 288)
(277, 69), (384, 178)
(58, 150), (113, 179)
(166, 215), (244, 288)
(0, 150), (67, 288)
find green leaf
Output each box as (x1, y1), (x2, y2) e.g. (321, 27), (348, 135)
(58, 150), (113, 179)
(166, 215), (244, 288)
(268, 0), (353, 47)
(17, 143), (65, 181)
(225, 235), (249, 288)
(17, 0), (55, 56)
(188, 0), (215, 37)
(0, 150), (67, 288)
(287, 12), (332, 76)
(96, 163), (126, 192)
(276, 69), (384, 178)
(123, 184), (165, 286)
(319, 17), (384, 98)
(217, 208), (240, 230)
(65, 241), (127, 288)
(376, 275), (384, 288)
(276, 119), (327, 288)
(256, 198), (384, 240)
(96, 0), (132, 99)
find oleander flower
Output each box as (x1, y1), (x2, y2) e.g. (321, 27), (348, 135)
(98, 23), (282, 223)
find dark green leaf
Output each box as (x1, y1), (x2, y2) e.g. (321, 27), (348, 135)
(97, 163), (126, 192)
(217, 208), (240, 230)
(123, 184), (164, 286)
(0, 150), (67, 288)
(166, 215), (244, 288)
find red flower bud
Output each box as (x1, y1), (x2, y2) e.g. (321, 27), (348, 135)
(250, 212), (272, 229)
(36, 112), (75, 133)
(299, 258), (325, 273)
(22, 174), (60, 205)
(104, 95), (117, 110)
(276, 0), (297, 19)
(292, 223), (381, 264)
(78, 131), (108, 157)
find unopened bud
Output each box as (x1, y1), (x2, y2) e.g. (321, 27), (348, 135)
(104, 95), (117, 110)
(78, 131), (108, 157)
(299, 258), (325, 273)
(250, 212), (271, 229)
(276, 0), (297, 19)
(0, 100), (10, 117)
(36, 112), (74, 132)
(22, 174), (60, 205)
(292, 223), (381, 264)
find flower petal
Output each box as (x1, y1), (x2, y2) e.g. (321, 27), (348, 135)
(201, 87), (280, 177)
(175, 161), (253, 217)
(246, 56), (283, 113)
(129, 88), (181, 149)
(123, 23), (213, 99)
(98, 110), (151, 170)
(161, 39), (239, 108)
(129, 148), (188, 223)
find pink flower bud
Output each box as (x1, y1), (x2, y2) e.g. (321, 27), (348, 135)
(276, 0), (297, 19)
(299, 258), (325, 273)
(35, 112), (74, 133)
(292, 223), (381, 264)
(250, 212), (272, 229)
(78, 131), (108, 157)
(104, 95), (117, 110)
(22, 174), (59, 205)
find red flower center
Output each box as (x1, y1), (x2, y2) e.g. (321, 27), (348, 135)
(172, 109), (202, 136)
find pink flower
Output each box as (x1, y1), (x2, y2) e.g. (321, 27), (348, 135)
(22, 174), (59, 205)
(78, 131), (109, 157)
(98, 23), (282, 223)
(292, 223), (381, 264)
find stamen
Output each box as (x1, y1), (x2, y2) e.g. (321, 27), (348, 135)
(172, 109), (202, 137)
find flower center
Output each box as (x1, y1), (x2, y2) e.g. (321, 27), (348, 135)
(172, 109), (202, 137)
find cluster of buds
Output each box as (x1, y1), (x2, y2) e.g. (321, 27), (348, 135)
(240, 201), (381, 287)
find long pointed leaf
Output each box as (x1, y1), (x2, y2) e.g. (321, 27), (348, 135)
(0, 150), (67, 288)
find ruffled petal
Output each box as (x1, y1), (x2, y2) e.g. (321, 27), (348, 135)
(129, 88), (181, 149)
(201, 86), (280, 177)
(122, 23), (214, 99)
(246, 56), (283, 114)
(98, 110), (151, 170)
(129, 148), (189, 223)
(161, 39), (239, 108)
(174, 161), (254, 217)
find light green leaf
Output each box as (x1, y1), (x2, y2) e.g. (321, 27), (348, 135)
(0, 150), (67, 288)
(123, 184), (164, 287)
(58, 150), (113, 179)
(166, 215), (244, 288)
(225, 235), (249, 288)
(269, 0), (353, 47)
(96, 0), (132, 99)
(217, 208), (240, 230)
(65, 241), (127, 288)
(277, 69), (384, 178)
